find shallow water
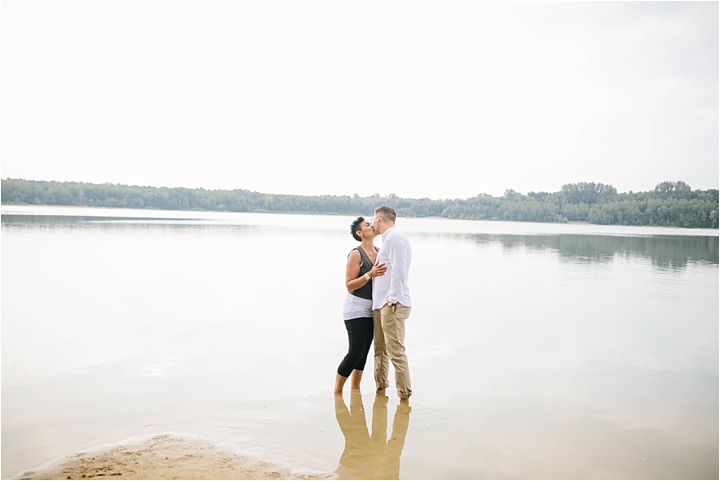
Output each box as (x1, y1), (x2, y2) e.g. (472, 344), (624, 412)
(2, 205), (718, 479)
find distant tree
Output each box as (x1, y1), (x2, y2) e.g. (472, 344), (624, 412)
(561, 182), (618, 204)
(2, 178), (717, 228)
(654, 181), (693, 200)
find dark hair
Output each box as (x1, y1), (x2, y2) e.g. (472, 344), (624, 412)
(350, 216), (365, 241)
(374, 205), (396, 223)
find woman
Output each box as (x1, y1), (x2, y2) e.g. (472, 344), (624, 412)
(334, 216), (386, 394)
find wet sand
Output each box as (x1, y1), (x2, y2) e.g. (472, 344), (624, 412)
(13, 393), (412, 481)
(16, 434), (333, 480)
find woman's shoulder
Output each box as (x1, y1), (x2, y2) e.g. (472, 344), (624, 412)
(347, 247), (361, 260)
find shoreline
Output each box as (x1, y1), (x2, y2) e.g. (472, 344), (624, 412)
(2, 204), (718, 233)
(14, 433), (333, 480)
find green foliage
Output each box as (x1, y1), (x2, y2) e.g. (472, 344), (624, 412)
(1, 178), (717, 228)
(561, 182), (618, 204)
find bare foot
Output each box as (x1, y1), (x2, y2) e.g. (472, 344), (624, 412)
(376, 388), (386, 395)
(399, 398), (410, 406)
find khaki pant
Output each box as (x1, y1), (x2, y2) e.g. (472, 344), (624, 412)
(373, 303), (412, 399)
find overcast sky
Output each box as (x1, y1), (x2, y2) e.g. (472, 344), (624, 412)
(2, 1), (718, 199)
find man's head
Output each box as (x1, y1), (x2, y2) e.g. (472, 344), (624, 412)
(373, 206), (397, 235)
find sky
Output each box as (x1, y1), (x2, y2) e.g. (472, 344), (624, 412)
(1, 1), (718, 200)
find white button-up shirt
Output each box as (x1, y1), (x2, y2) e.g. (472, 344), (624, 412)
(372, 225), (412, 309)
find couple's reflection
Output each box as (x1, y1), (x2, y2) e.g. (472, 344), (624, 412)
(334, 391), (411, 480)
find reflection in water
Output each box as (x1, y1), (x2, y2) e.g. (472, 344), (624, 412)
(4, 213), (717, 271)
(469, 233), (719, 270)
(334, 392), (411, 480)
(0, 214), (179, 225)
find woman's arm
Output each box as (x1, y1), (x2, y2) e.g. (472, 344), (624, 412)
(345, 250), (386, 293)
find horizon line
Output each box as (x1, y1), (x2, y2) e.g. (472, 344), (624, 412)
(2, 177), (717, 202)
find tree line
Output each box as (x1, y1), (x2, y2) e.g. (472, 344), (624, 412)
(2, 178), (718, 229)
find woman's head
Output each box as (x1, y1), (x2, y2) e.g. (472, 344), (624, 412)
(351, 216), (374, 241)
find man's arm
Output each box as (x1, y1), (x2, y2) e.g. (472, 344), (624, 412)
(387, 236), (405, 308)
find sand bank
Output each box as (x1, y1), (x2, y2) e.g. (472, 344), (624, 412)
(15, 434), (333, 480)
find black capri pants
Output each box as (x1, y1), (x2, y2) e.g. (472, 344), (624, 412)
(337, 316), (374, 377)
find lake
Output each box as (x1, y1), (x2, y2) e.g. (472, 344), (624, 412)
(2, 205), (718, 479)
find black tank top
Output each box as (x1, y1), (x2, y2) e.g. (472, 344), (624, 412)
(350, 246), (376, 300)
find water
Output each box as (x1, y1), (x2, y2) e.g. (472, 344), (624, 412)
(2, 205), (718, 479)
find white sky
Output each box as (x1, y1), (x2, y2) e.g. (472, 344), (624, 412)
(2, 1), (718, 199)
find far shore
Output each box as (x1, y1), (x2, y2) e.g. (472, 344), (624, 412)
(2, 203), (718, 231)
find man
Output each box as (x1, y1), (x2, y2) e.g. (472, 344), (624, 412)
(371, 206), (413, 403)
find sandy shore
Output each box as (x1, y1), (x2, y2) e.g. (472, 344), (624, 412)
(15, 434), (333, 480)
